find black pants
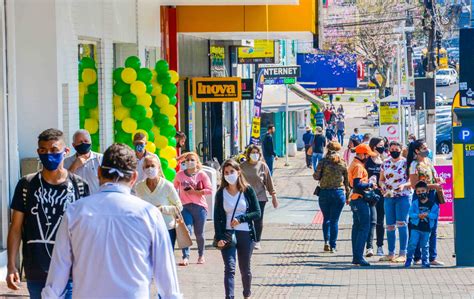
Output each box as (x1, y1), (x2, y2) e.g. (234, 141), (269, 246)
(304, 145), (312, 167)
(254, 201), (267, 242)
(169, 228), (176, 250)
(366, 194), (385, 249)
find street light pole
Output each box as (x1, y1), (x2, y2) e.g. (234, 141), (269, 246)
(285, 84), (289, 166)
(396, 40), (403, 145)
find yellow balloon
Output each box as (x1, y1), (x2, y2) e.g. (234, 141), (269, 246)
(133, 129), (149, 140)
(151, 69), (157, 81)
(168, 158), (178, 169)
(155, 94), (169, 108)
(84, 118), (99, 134)
(145, 107), (153, 118)
(131, 81), (146, 96)
(169, 70), (180, 84)
(151, 126), (160, 138)
(121, 67), (137, 84)
(160, 146), (176, 160)
(114, 107), (130, 121)
(79, 82), (86, 97)
(169, 116), (177, 126)
(137, 94), (152, 107)
(145, 141), (156, 153)
(82, 69), (97, 85)
(161, 104), (177, 117)
(113, 95), (122, 107)
(151, 82), (162, 96)
(79, 95), (85, 107)
(90, 108), (100, 120)
(154, 135), (168, 149)
(122, 118), (137, 134)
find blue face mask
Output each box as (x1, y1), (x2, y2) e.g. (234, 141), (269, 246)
(39, 152), (65, 171)
(135, 144), (145, 153)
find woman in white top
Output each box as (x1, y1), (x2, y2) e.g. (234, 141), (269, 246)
(136, 155), (182, 249)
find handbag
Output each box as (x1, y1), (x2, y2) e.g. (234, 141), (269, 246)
(175, 210), (193, 249)
(213, 192), (242, 250)
(362, 189), (381, 206)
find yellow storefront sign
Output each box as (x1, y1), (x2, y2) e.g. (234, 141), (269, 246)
(238, 40), (275, 63)
(379, 102), (399, 125)
(192, 77), (242, 102)
(251, 118), (261, 138)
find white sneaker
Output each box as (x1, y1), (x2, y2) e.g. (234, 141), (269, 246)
(366, 248), (374, 257)
(254, 242), (261, 250)
(376, 247), (384, 256)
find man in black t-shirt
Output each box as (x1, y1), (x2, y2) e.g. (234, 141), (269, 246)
(311, 126), (326, 170)
(6, 128), (89, 299)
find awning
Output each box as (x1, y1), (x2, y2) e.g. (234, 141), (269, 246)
(261, 85), (311, 113)
(288, 84), (327, 106)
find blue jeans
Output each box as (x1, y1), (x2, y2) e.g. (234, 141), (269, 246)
(169, 228), (176, 250)
(414, 219), (438, 262)
(312, 153), (323, 170)
(407, 230), (430, 264)
(221, 231), (254, 299)
(350, 199), (371, 262)
(182, 203), (207, 259)
(318, 189), (345, 249)
(337, 130), (344, 146)
(384, 196), (411, 255)
(263, 155), (274, 175)
(27, 279), (72, 299)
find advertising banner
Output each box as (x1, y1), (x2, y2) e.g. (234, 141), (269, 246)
(238, 40), (275, 64)
(379, 101), (399, 125)
(435, 165), (454, 222)
(192, 77), (242, 102)
(250, 69), (265, 145)
(241, 79), (254, 100)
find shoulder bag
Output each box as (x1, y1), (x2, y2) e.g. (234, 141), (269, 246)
(213, 192), (242, 250)
(175, 209), (193, 249)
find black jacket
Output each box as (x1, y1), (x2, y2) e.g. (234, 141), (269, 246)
(262, 133), (276, 157)
(213, 186), (261, 242)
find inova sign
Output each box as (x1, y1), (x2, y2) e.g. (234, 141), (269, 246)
(192, 77), (242, 102)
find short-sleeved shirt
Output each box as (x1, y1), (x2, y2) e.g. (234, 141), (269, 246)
(409, 159), (437, 184)
(312, 134), (326, 154)
(365, 157), (383, 183)
(10, 172), (89, 281)
(348, 158), (368, 200)
(64, 151), (102, 194)
(381, 158), (411, 197)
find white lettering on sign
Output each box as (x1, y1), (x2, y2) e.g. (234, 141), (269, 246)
(261, 66), (301, 78)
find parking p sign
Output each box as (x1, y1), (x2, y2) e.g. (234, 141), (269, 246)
(459, 128), (473, 143)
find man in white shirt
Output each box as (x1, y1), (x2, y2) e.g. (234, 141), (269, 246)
(133, 132), (159, 183)
(42, 143), (182, 299)
(64, 129), (102, 193)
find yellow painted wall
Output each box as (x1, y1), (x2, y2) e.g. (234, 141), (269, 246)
(177, 0), (316, 34)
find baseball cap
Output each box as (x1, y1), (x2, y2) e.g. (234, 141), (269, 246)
(355, 144), (377, 156)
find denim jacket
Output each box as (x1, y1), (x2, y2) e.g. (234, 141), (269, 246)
(409, 192), (439, 229)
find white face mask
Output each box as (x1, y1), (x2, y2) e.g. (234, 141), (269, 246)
(250, 153), (260, 162)
(180, 162), (187, 170)
(224, 173), (239, 185)
(145, 167), (158, 179)
(186, 161), (197, 169)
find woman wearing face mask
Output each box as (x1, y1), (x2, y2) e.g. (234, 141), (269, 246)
(407, 139), (444, 266)
(378, 141), (412, 263)
(214, 159), (261, 299)
(240, 145), (278, 250)
(174, 152), (212, 266)
(136, 155), (182, 249)
(343, 138), (361, 166)
(364, 137), (385, 257)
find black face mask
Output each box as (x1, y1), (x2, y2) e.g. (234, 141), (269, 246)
(74, 143), (92, 155)
(390, 151), (401, 159)
(375, 146), (385, 154)
(418, 192), (428, 200)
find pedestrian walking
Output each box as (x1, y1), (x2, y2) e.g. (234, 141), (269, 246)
(350, 128), (363, 143)
(364, 137), (385, 257)
(262, 124), (278, 175)
(323, 107), (331, 125)
(240, 145), (278, 250)
(6, 129), (90, 299)
(313, 141), (351, 253)
(174, 152), (212, 266)
(302, 126), (314, 168)
(315, 110), (325, 129)
(311, 126), (326, 170)
(348, 144), (378, 266)
(343, 137), (360, 166)
(325, 122), (336, 141)
(379, 141), (412, 263)
(176, 131), (187, 152)
(64, 129), (102, 194)
(362, 133), (372, 144)
(405, 181), (439, 268)
(41, 144), (181, 299)
(136, 154), (183, 249)
(337, 104), (344, 115)
(407, 139), (444, 266)
(133, 132), (159, 183)
(336, 115), (345, 146)
(213, 159), (261, 299)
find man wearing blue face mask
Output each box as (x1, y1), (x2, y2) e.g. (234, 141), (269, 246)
(134, 132), (159, 183)
(64, 129), (103, 194)
(6, 128), (90, 299)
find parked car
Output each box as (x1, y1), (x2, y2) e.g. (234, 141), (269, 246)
(436, 68), (458, 86)
(417, 106), (452, 154)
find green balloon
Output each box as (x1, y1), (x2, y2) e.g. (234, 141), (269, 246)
(114, 121), (124, 134)
(147, 130), (155, 142)
(155, 60), (169, 73)
(146, 83), (153, 94)
(113, 67), (124, 82)
(125, 56), (141, 70)
(155, 114), (169, 127)
(157, 72), (171, 85)
(88, 84), (98, 95)
(169, 96), (178, 105)
(130, 105), (147, 121)
(138, 118), (154, 131)
(160, 158), (169, 169)
(79, 107), (90, 119)
(121, 93), (137, 108)
(116, 131), (131, 144)
(81, 57), (96, 69)
(164, 167), (177, 181)
(84, 93), (98, 109)
(151, 103), (160, 116)
(161, 125), (177, 137)
(80, 118), (85, 129)
(137, 68), (153, 83)
(162, 84), (177, 97)
(114, 81), (130, 96)
(168, 137), (177, 147)
(79, 69), (83, 82)
(91, 133), (100, 146)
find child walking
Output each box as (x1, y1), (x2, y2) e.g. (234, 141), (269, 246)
(405, 181), (439, 268)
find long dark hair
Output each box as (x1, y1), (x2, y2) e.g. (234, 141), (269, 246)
(406, 139), (425, 177)
(368, 137), (384, 151)
(220, 159), (250, 192)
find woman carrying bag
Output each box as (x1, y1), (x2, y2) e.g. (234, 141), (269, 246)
(214, 159), (261, 299)
(135, 155), (183, 249)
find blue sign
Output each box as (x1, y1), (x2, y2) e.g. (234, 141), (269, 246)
(401, 97), (416, 106)
(459, 128), (473, 142)
(297, 53), (357, 89)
